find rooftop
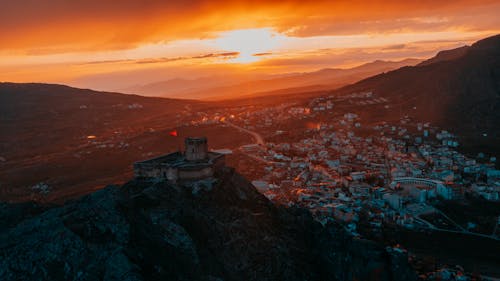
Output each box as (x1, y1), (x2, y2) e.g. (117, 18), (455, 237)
(134, 151), (223, 169)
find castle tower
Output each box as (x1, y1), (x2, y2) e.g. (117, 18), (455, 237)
(185, 137), (208, 161)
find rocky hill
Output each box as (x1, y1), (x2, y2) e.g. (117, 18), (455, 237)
(0, 168), (417, 281)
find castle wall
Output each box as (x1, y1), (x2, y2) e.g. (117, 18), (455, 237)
(134, 163), (179, 182)
(133, 138), (225, 183)
(165, 167), (179, 182)
(134, 165), (161, 178)
(178, 166), (214, 180)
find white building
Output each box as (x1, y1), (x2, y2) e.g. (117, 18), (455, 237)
(383, 193), (403, 210)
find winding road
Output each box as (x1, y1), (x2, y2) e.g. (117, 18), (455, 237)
(223, 121), (265, 146)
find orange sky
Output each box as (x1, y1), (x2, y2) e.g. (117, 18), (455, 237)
(1, 0), (499, 91)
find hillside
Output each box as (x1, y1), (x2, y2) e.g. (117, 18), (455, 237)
(0, 83), (211, 201)
(0, 83), (197, 156)
(417, 45), (470, 66)
(330, 34), (500, 159)
(0, 167), (416, 281)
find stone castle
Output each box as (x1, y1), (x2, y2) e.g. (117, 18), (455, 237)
(133, 137), (225, 183)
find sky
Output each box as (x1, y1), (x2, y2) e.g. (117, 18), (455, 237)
(1, 0), (499, 91)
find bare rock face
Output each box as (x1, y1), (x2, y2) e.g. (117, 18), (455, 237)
(0, 168), (417, 281)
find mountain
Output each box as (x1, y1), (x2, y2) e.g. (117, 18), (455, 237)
(418, 45), (470, 66)
(118, 73), (270, 99)
(121, 59), (421, 100)
(0, 167), (417, 281)
(329, 34), (500, 159)
(118, 76), (249, 99)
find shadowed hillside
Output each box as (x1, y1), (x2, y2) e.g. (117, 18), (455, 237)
(329, 34), (500, 160)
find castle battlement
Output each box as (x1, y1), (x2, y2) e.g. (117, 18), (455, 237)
(133, 137), (225, 182)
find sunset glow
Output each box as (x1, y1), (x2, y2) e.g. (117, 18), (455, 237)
(211, 28), (285, 63)
(1, 2), (500, 276)
(1, 1), (499, 93)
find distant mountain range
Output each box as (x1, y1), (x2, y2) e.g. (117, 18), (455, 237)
(120, 59), (421, 100)
(331, 34), (500, 158)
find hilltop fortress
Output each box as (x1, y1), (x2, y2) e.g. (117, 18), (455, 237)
(133, 137), (225, 183)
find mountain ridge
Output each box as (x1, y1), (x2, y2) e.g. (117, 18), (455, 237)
(418, 45), (470, 66)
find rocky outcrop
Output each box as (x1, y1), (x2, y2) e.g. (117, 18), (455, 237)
(0, 168), (417, 280)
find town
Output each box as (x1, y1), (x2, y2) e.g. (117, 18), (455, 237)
(182, 90), (500, 280)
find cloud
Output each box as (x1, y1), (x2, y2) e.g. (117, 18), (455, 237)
(383, 44), (406, 50)
(80, 59), (135, 65)
(79, 52), (240, 66)
(192, 52), (240, 59)
(134, 57), (186, 64)
(1, 0), (499, 54)
(251, 39), (471, 70)
(252, 52), (273, 56)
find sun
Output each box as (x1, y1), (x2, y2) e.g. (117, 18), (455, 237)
(212, 28), (284, 63)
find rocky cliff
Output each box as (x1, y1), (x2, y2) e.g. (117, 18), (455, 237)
(0, 168), (416, 281)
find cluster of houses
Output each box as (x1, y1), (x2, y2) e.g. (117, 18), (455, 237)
(242, 114), (499, 236)
(179, 90), (499, 239)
